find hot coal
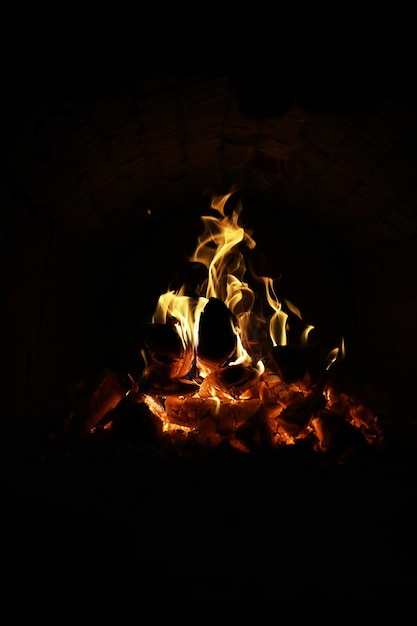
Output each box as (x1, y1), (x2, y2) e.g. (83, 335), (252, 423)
(235, 407), (273, 452)
(311, 408), (370, 456)
(277, 389), (327, 438)
(199, 364), (260, 399)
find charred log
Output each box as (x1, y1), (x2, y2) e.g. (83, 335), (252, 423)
(270, 343), (328, 389)
(235, 406), (273, 452)
(197, 297), (238, 372)
(139, 372), (200, 397)
(311, 408), (369, 456)
(143, 318), (195, 380)
(199, 364), (260, 399)
(165, 395), (261, 429)
(109, 393), (164, 446)
(277, 389), (327, 438)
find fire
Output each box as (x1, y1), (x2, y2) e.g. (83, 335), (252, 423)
(129, 190), (382, 456)
(67, 190), (380, 458)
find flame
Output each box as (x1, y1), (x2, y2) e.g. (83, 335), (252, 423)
(152, 285), (208, 356)
(261, 276), (288, 347)
(189, 193), (257, 369)
(326, 337), (345, 370)
(285, 299), (315, 345)
(149, 191), (341, 384)
(190, 192), (256, 303)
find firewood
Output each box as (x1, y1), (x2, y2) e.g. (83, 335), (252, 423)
(198, 364), (261, 400)
(64, 369), (131, 437)
(349, 402), (380, 432)
(109, 393), (163, 445)
(235, 406), (273, 452)
(276, 389), (327, 437)
(326, 389), (383, 444)
(310, 408), (369, 455)
(260, 375), (302, 419)
(196, 416), (223, 446)
(139, 371), (200, 396)
(143, 319), (195, 380)
(165, 395), (262, 431)
(165, 396), (218, 427)
(197, 297), (238, 373)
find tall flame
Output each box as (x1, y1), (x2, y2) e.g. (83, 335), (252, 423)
(149, 191), (338, 380)
(189, 193), (260, 369)
(190, 192), (256, 306)
(259, 276), (288, 347)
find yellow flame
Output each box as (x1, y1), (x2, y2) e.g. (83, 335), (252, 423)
(301, 324), (315, 344)
(149, 192), (343, 384)
(326, 337), (345, 370)
(151, 195), (298, 373)
(213, 396), (221, 416)
(190, 194), (256, 305)
(153, 286), (208, 353)
(285, 298), (314, 345)
(284, 299), (302, 319)
(187, 194), (258, 368)
(260, 276), (288, 346)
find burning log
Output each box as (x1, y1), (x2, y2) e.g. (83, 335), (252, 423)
(163, 363), (266, 446)
(276, 389), (327, 438)
(325, 388), (383, 447)
(139, 372), (200, 397)
(143, 317), (195, 380)
(310, 408), (369, 456)
(109, 393), (164, 446)
(164, 394), (272, 452)
(198, 364), (261, 400)
(197, 297), (238, 373)
(235, 406), (273, 452)
(165, 395), (262, 431)
(260, 374), (301, 419)
(349, 402), (383, 445)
